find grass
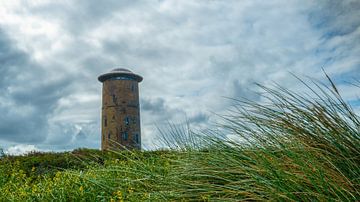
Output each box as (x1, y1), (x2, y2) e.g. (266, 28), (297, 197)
(0, 75), (359, 201)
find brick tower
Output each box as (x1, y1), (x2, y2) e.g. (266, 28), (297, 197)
(98, 68), (143, 150)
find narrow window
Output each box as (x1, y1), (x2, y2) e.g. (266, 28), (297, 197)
(108, 132), (111, 139)
(112, 94), (117, 104)
(131, 84), (135, 92)
(104, 117), (107, 127)
(124, 116), (129, 125)
(134, 134), (139, 144)
(122, 132), (128, 141)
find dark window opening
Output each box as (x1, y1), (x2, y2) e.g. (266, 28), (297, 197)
(134, 134), (139, 144)
(112, 94), (117, 104)
(122, 132), (128, 141)
(108, 132), (111, 139)
(104, 117), (107, 127)
(109, 76), (135, 81)
(124, 117), (129, 125)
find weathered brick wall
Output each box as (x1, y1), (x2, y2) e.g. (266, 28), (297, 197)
(101, 79), (141, 150)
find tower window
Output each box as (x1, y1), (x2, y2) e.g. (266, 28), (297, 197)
(108, 132), (111, 139)
(122, 132), (128, 141)
(112, 95), (117, 104)
(104, 117), (107, 127)
(124, 117), (130, 125)
(134, 134), (139, 144)
(131, 84), (135, 92)
(109, 76), (135, 81)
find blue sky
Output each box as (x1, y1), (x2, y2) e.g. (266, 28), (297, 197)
(0, 0), (359, 155)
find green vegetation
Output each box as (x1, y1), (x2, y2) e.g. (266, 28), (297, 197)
(0, 76), (359, 201)
(0, 148), (4, 158)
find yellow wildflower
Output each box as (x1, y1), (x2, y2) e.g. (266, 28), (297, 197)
(32, 185), (38, 194)
(116, 190), (123, 198)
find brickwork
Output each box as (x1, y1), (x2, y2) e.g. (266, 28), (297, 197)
(98, 69), (142, 150)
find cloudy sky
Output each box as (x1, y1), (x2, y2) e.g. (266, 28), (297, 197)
(0, 0), (359, 154)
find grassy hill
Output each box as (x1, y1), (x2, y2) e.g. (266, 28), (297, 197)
(0, 149), (180, 201)
(1, 77), (359, 201)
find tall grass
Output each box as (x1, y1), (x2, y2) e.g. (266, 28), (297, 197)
(0, 75), (359, 201)
(156, 75), (360, 201)
(82, 75), (359, 201)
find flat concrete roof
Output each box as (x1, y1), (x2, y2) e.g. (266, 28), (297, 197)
(98, 68), (143, 82)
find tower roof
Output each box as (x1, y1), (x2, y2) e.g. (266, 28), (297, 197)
(98, 68), (143, 82)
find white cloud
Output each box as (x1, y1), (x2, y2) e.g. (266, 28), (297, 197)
(0, 0), (358, 151)
(5, 144), (40, 156)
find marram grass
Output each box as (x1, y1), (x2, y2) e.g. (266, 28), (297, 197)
(0, 76), (359, 201)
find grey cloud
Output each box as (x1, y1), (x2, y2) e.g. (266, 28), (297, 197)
(232, 79), (260, 101)
(0, 29), (74, 143)
(308, 0), (360, 37)
(141, 97), (167, 113)
(10, 78), (72, 110)
(44, 122), (100, 150)
(0, 1), (359, 152)
(140, 97), (189, 126)
(188, 112), (209, 124)
(307, 0), (360, 80)
(75, 130), (87, 141)
(29, 0), (146, 35)
(0, 30), (28, 87)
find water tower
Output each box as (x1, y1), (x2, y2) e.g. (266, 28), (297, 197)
(98, 68), (143, 150)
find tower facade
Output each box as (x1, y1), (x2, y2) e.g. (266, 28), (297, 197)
(98, 68), (143, 150)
